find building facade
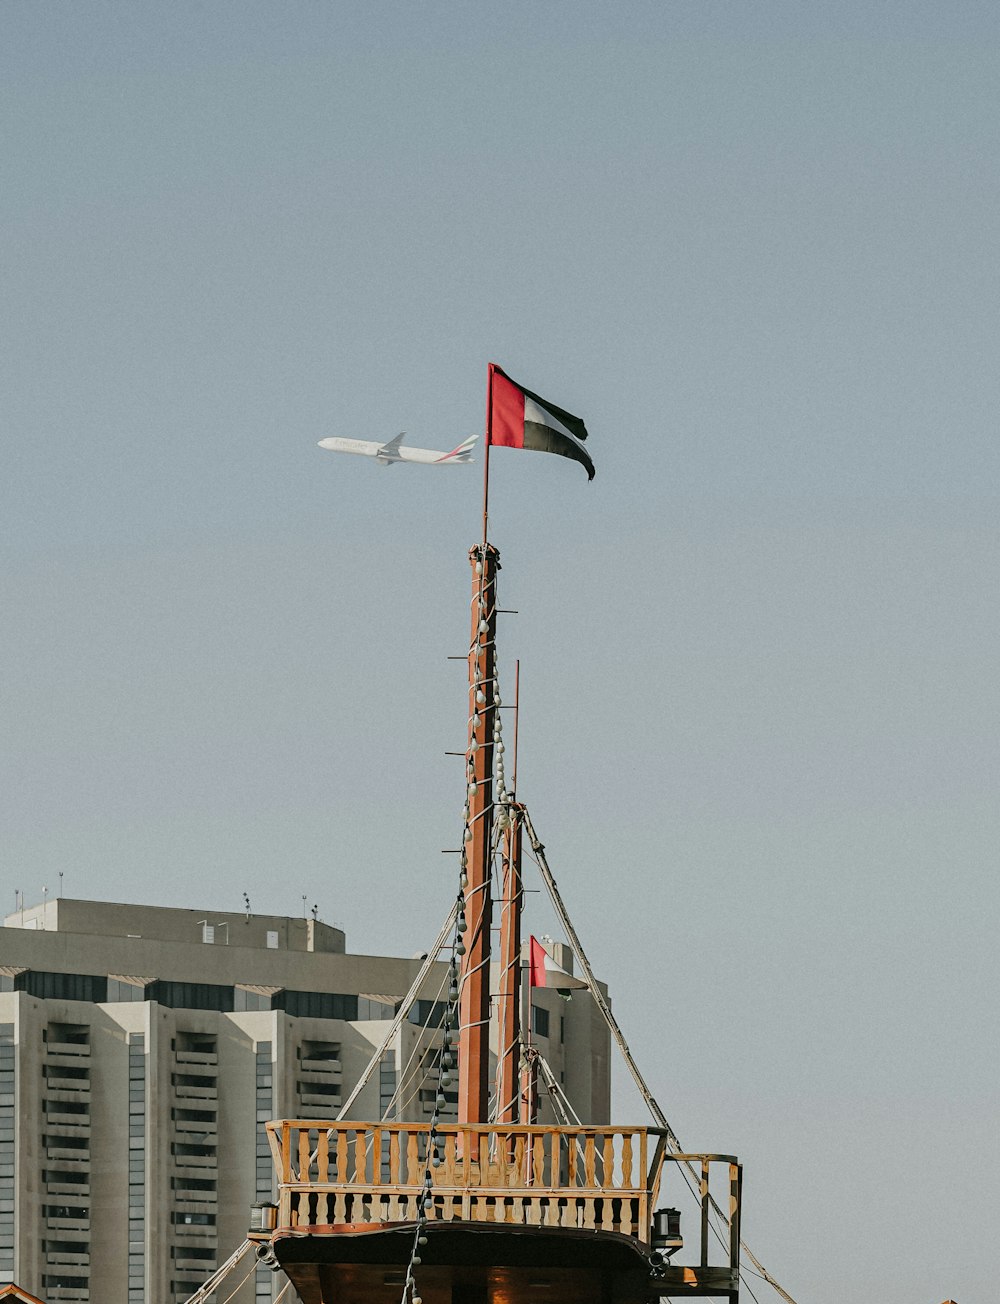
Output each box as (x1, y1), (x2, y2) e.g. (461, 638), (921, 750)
(0, 899), (610, 1304)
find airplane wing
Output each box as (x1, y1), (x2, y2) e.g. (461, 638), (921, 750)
(376, 432), (407, 464)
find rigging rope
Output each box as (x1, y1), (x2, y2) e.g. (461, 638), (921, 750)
(520, 806), (800, 1304)
(332, 901), (459, 1125)
(179, 1238), (254, 1304)
(217, 1253), (262, 1304)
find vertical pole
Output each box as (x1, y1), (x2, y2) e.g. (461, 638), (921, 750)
(520, 1018), (538, 1124)
(458, 542), (498, 1125)
(482, 362), (494, 547)
(512, 660), (520, 791)
(729, 1162), (742, 1276)
(495, 802), (523, 1125)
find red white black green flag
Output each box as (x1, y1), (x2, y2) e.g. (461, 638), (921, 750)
(528, 936), (588, 992)
(488, 364), (595, 481)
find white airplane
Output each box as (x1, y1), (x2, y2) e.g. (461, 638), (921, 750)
(318, 432), (477, 467)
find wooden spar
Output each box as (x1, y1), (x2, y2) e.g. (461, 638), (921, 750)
(496, 660), (523, 1124)
(495, 801), (523, 1124)
(458, 541), (498, 1124)
(482, 363), (493, 546)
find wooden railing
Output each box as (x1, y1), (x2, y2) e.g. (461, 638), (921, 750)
(265, 1121), (735, 1251)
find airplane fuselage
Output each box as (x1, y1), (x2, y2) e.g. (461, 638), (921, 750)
(318, 435), (475, 465)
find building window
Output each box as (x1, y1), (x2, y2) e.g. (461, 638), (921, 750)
(127, 1034), (145, 1304)
(234, 988), (273, 1012)
(379, 1050), (397, 1121)
(531, 1005), (550, 1039)
(275, 991), (358, 1020)
(17, 972), (107, 1002)
(108, 979), (147, 1002)
(358, 996), (397, 1020)
(0, 1026), (13, 1287)
(407, 1000), (447, 1028)
(255, 1041), (273, 1302)
(147, 981), (234, 1012)
(298, 1041), (340, 1065)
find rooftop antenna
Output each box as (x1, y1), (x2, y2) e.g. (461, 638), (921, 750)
(311, 903), (319, 921)
(301, 895), (307, 919)
(243, 892), (251, 923)
(58, 871), (64, 899)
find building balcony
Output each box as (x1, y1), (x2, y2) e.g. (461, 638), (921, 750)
(45, 1043), (91, 1059)
(42, 1120), (92, 1137)
(172, 1195), (219, 1212)
(173, 1119), (218, 1138)
(43, 1156), (90, 1172)
(174, 1051), (218, 1067)
(298, 1091), (343, 1111)
(172, 1155), (217, 1172)
(45, 1217), (91, 1233)
(172, 1085), (218, 1101)
(172, 1221), (216, 1238)
(172, 1255), (218, 1274)
(42, 1110), (91, 1128)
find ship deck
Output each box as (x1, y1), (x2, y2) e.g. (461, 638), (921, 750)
(254, 1122), (741, 1302)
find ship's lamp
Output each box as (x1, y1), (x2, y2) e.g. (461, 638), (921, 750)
(250, 1202), (277, 1231)
(651, 1207), (683, 1254)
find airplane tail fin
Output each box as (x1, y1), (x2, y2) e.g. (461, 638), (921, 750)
(436, 435), (478, 463)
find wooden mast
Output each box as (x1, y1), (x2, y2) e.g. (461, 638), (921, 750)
(496, 807), (523, 1123)
(458, 368), (498, 1125)
(496, 663), (523, 1124)
(458, 540), (497, 1124)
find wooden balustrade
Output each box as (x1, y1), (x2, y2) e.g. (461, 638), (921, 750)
(264, 1120), (738, 1258)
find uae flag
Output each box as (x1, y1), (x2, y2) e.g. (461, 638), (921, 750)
(488, 364), (595, 481)
(528, 936), (588, 995)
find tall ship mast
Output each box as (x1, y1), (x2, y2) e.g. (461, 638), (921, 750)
(224, 366), (791, 1304)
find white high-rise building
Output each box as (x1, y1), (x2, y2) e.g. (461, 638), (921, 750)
(0, 899), (610, 1304)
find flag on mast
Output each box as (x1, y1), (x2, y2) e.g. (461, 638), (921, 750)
(488, 364), (595, 480)
(528, 936), (588, 995)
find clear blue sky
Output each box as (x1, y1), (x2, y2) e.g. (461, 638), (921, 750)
(3, 4), (997, 1301)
